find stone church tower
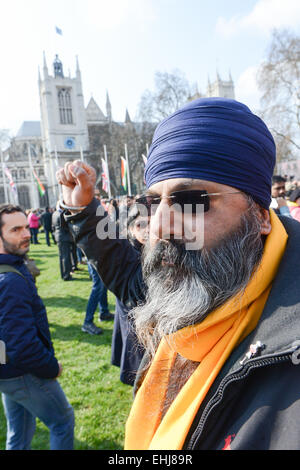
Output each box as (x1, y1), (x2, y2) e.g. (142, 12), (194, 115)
(39, 53), (89, 205)
(206, 71), (235, 99)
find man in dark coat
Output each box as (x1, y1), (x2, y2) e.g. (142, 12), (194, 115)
(0, 204), (74, 449)
(56, 98), (300, 450)
(41, 207), (55, 246)
(52, 208), (74, 281)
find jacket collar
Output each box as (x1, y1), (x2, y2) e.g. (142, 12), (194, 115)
(0, 253), (25, 266)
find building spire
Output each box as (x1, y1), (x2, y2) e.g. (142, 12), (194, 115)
(76, 55), (81, 78)
(53, 54), (64, 78)
(125, 108), (131, 123)
(43, 51), (49, 78)
(106, 91), (112, 122)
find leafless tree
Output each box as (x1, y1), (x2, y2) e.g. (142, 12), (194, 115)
(257, 29), (300, 161)
(137, 69), (191, 122)
(0, 129), (11, 150)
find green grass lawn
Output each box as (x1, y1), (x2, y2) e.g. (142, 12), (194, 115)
(0, 232), (133, 450)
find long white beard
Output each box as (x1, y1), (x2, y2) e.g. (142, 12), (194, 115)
(130, 208), (264, 362)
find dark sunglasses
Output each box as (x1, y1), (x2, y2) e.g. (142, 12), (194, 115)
(135, 190), (241, 215)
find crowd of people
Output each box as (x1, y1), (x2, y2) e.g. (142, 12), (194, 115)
(1, 96), (300, 451)
(271, 175), (300, 222)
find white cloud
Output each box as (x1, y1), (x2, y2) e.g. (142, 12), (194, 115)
(235, 65), (261, 112)
(216, 0), (300, 37)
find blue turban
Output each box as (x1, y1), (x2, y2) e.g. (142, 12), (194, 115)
(145, 98), (276, 209)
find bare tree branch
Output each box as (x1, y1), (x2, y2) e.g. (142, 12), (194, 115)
(257, 29), (300, 161)
(137, 69), (191, 122)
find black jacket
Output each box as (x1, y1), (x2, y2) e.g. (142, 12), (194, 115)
(65, 198), (300, 450)
(52, 209), (74, 244)
(41, 210), (53, 231)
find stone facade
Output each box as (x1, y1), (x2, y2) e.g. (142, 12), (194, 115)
(0, 122), (48, 209)
(206, 72), (235, 99)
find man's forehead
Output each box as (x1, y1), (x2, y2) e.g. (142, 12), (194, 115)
(2, 212), (27, 227)
(148, 178), (237, 194)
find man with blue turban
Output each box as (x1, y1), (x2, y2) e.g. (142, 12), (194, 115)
(57, 98), (300, 450)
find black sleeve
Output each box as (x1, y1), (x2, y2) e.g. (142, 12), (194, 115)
(64, 198), (146, 309)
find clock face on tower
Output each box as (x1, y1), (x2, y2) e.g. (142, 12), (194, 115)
(64, 137), (76, 149)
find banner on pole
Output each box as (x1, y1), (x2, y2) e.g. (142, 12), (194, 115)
(121, 156), (128, 192)
(4, 166), (18, 201)
(32, 169), (46, 197)
(101, 158), (109, 194)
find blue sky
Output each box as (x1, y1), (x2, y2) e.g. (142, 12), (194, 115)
(1, 0), (300, 136)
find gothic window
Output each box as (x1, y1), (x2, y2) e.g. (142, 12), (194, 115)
(0, 187), (4, 204)
(18, 186), (30, 210)
(58, 88), (73, 125)
(11, 170), (17, 181)
(19, 169), (26, 179)
(39, 168), (44, 177)
(65, 91), (71, 107)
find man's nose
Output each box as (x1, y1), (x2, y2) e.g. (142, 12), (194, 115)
(149, 200), (183, 244)
(24, 228), (31, 238)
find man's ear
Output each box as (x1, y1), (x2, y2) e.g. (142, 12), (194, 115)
(259, 208), (272, 235)
(0, 235), (4, 254)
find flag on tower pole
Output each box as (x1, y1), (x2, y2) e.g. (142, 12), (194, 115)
(32, 169), (46, 197)
(121, 156), (128, 193)
(55, 26), (63, 35)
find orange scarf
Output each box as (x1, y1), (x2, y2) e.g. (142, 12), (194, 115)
(125, 210), (288, 450)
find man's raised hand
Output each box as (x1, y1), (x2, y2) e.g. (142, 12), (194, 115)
(56, 160), (96, 209)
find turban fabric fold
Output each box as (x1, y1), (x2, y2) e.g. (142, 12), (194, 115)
(145, 98), (276, 209)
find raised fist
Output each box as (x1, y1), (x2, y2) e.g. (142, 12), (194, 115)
(56, 160), (96, 209)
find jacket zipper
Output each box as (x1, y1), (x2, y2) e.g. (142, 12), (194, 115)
(187, 349), (298, 450)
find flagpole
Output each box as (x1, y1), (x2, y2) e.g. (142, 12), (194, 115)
(54, 146), (59, 167)
(28, 144), (39, 209)
(14, 181), (19, 205)
(52, 147), (59, 201)
(51, 156), (58, 202)
(103, 145), (111, 198)
(0, 148), (9, 203)
(124, 144), (131, 196)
